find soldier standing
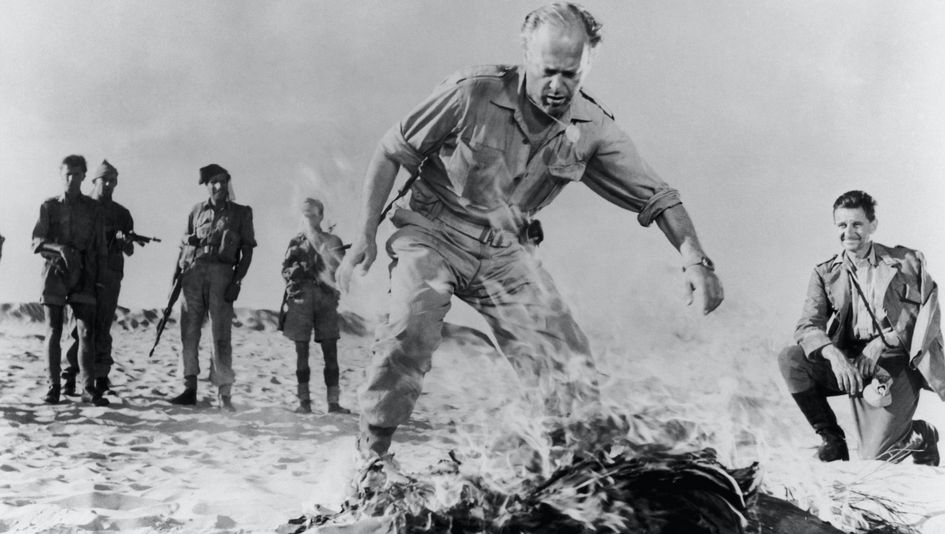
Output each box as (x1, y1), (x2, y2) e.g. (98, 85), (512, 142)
(63, 160), (134, 397)
(169, 164), (256, 411)
(31, 155), (109, 406)
(280, 198), (351, 414)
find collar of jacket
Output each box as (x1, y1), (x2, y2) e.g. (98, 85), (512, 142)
(829, 242), (899, 271)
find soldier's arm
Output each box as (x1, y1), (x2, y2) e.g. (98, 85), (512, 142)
(122, 209), (135, 256)
(233, 205), (256, 282)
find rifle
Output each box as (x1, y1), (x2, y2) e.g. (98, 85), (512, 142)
(277, 289), (289, 332)
(127, 232), (162, 246)
(149, 259), (183, 358)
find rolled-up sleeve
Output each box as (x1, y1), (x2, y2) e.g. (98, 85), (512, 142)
(378, 79), (465, 172)
(31, 203), (51, 253)
(582, 120), (681, 227)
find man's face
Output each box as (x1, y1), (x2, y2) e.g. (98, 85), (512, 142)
(61, 165), (85, 195)
(303, 203), (323, 227)
(523, 23), (593, 118)
(834, 207), (877, 256)
(95, 176), (118, 197)
(206, 174), (229, 204)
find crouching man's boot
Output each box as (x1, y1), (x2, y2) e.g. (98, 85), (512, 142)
(295, 369), (312, 414)
(327, 386), (351, 414)
(911, 420), (940, 466)
(791, 389), (849, 462)
(170, 375), (197, 406)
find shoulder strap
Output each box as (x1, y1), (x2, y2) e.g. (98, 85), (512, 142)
(846, 268), (895, 348)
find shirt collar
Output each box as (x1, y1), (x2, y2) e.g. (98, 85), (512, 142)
(489, 65), (593, 123)
(834, 242), (878, 269)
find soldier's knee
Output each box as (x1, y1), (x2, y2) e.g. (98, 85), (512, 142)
(777, 345), (806, 379)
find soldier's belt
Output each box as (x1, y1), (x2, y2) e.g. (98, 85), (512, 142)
(431, 208), (515, 248)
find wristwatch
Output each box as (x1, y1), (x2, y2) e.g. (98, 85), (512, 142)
(683, 256), (715, 272)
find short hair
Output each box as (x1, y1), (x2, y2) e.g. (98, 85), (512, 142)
(61, 154), (87, 173)
(302, 198), (324, 214)
(833, 190), (877, 221)
(521, 3), (603, 48)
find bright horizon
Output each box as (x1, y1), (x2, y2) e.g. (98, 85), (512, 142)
(1, 1), (943, 334)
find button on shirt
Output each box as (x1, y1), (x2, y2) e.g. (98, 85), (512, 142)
(378, 64), (682, 229)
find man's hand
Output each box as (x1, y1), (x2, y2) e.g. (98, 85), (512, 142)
(58, 245), (79, 274)
(684, 266), (724, 315)
(224, 279), (241, 303)
(336, 238), (377, 293)
(855, 334), (893, 379)
(823, 345), (863, 394)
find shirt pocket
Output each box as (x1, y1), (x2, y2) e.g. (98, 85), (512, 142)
(447, 139), (511, 207)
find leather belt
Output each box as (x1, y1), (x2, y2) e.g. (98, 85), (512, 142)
(431, 207), (516, 248)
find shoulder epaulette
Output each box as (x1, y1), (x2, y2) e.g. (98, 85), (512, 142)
(579, 89), (615, 120)
(450, 64), (514, 85)
(816, 254), (839, 268)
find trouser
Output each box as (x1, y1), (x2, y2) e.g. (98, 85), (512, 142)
(296, 339), (341, 402)
(65, 272), (122, 380)
(359, 217), (597, 431)
(45, 303), (95, 392)
(179, 262), (235, 395)
(778, 344), (922, 460)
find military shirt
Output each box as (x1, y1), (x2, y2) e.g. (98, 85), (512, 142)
(179, 200), (256, 269)
(379, 64), (682, 229)
(842, 246), (886, 340)
(282, 232), (344, 288)
(31, 193), (107, 302)
(100, 199), (135, 276)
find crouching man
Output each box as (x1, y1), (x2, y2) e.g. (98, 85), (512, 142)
(779, 190), (943, 465)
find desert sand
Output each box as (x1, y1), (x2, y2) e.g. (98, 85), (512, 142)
(0, 300), (943, 533)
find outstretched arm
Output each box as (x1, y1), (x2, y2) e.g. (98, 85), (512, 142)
(654, 204), (724, 314)
(336, 147), (401, 292)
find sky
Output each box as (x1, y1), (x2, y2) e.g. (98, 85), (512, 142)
(1, 1), (943, 333)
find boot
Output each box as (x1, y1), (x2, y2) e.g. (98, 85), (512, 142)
(94, 377), (111, 396)
(81, 388), (110, 407)
(169, 388), (197, 405)
(327, 386), (351, 414)
(62, 376), (77, 397)
(790, 390), (849, 462)
(295, 369), (312, 413)
(358, 421), (397, 457)
(219, 395), (235, 412)
(912, 420), (940, 466)
(816, 428), (850, 462)
(44, 384), (61, 405)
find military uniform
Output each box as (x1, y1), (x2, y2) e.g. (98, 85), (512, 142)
(177, 198), (256, 399)
(281, 231), (347, 411)
(779, 243), (943, 462)
(361, 65), (683, 437)
(281, 232), (343, 343)
(65, 197), (134, 386)
(31, 193), (107, 395)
